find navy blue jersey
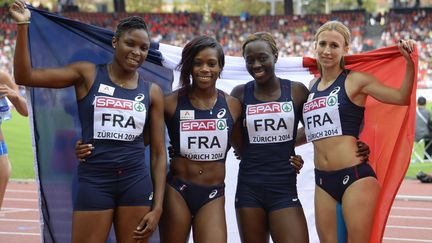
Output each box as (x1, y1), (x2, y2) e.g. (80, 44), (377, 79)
(240, 79), (299, 183)
(78, 64), (150, 168)
(303, 70), (364, 142)
(166, 87), (234, 162)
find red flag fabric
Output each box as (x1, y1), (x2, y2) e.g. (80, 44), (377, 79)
(303, 45), (418, 243)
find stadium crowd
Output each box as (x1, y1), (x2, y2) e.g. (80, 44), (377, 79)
(0, 6), (431, 87)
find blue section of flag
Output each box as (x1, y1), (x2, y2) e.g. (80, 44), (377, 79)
(27, 6), (172, 243)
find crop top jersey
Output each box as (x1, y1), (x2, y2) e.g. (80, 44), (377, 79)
(166, 87), (234, 162)
(77, 64), (150, 168)
(303, 69), (364, 142)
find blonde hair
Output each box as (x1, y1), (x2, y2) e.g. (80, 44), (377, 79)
(314, 21), (351, 71)
(242, 32), (278, 59)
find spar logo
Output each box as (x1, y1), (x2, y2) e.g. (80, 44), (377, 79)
(303, 97), (327, 113)
(216, 119), (227, 130)
(96, 96), (133, 110)
(327, 96), (338, 106)
(281, 102), (292, 112)
(134, 102), (145, 112)
(247, 102), (284, 115)
(95, 96), (144, 112)
(181, 119), (216, 131)
(181, 119), (226, 131)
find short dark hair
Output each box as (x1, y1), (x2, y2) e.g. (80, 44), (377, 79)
(177, 36), (225, 87)
(242, 32), (278, 58)
(114, 16), (149, 39)
(418, 96), (426, 105)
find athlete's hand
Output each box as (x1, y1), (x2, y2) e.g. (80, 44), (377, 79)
(290, 155), (304, 174)
(233, 149), (242, 160)
(398, 39), (416, 61)
(0, 83), (18, 100)
(167, 144), (174, 159)
(356, 140), (370, 162)
(9, 0), (31, 23)
(133, 210), (161, 241)
(75, 139), (93, 163)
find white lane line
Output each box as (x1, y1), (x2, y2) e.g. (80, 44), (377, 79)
(0, 232), (40, 236)
(392, 207), (432, 211)
(396, 195), (432, 202)
(1, 208), (39, 213)
(0, 219), (39, 223)
(389, 215), (432, 220)
(383, 238), (432, 242)
(3, 198), (38, 202)
(5, 189), (38, 194)
(387, 225), (432, 230)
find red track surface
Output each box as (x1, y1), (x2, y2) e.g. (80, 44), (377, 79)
(0, 179), (431, 243)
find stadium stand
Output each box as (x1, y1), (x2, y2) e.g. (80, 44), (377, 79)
(0, 6), (431, 87)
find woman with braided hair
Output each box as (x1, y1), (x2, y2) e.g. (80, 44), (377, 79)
(10, 1), (167, 242)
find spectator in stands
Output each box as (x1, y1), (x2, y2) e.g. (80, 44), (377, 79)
(415, 96), (432, 159)
(304, 20), (415, 243)
(10, 1), (166, 242)
(0, 71), (28, 210)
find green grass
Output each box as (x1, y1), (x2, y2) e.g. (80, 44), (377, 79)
(406, 162), (432, 179)
(2, 110), (35, 179)
(407, 140), (432, 178)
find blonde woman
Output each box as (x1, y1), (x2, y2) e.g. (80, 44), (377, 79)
(303, 20), (415, 243)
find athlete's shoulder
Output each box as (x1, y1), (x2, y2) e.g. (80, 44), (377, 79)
(230, 83), (247, 102)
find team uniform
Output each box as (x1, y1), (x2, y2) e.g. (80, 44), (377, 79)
(303, 69), (377, 203)
(235, 79), (302, 211)
(74, 64), (153, 210)
(166, 87), (234, 215)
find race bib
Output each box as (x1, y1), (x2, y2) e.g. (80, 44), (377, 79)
(303, 92), (342, 142)
(246, 101), (295, 144)
(93, 96), (146, 141)
(180, 119), (228, 161)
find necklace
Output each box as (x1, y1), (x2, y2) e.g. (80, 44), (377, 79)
(190, 90), (218, 115)
(107, 64), (137, 88)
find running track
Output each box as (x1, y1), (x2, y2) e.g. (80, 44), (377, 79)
(1, 179), (431, 243)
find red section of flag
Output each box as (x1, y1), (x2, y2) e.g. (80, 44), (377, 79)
(304, 45), (418, 243)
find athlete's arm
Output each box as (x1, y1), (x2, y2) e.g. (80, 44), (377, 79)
(351, 40), (415, 106)
(230, 85), (245, 159)
(136, 83), (167, 238)
(0, 71), (28, 116)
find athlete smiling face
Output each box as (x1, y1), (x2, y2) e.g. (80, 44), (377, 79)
(243, 39), (278, 85)
(191, 47), (221, 91)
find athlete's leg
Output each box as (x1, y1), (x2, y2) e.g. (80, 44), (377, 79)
(236, 207), (270, 243)
(159, 186), (192, 243)
(314, 186), (338, 243)
(342, 177), (380, 243)
(269, 207), (309, 243)
(193, 196), (227, 243)
(0, 155), (11, 209)
(72, 209), (114, 243)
